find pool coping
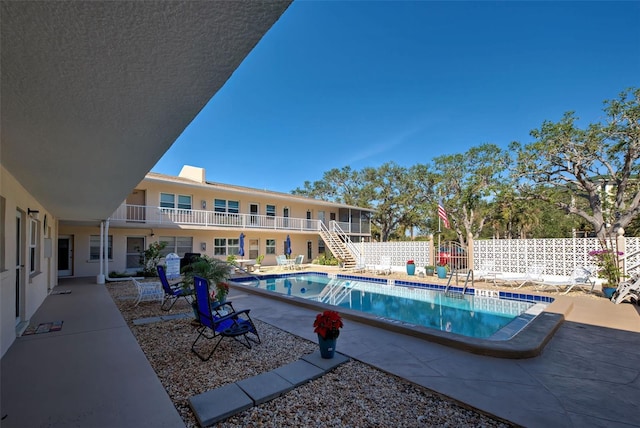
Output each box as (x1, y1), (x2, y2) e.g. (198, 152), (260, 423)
(231, 272), (570, 359)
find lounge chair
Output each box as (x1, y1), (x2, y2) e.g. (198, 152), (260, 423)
(494, 264), (545, 288)
(474, 261), (498, 285)
(157, 265), (194, 311)
(532, 266), (595, 294)
(375, 256), (392, 275)
(210, 299), (261, 345)
(293, 254), (305, 270)
(275, 255), (294, 270)
(191, 276), (255, 361)
(612, 274), (640, 304)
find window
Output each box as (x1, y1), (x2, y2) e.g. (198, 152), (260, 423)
(318, 237), (326, 256)
(214, 199), (226, 213)
(160, 193), (175, 209)
(177, 195), (192, 210)
(90, 235), (112, 261)
(214, 238), (226, 256)
(214, 199), (239, 213)
(160, 193), (192, 210)
(159, 236), (193, 257)
(214, 238), (240, 256)
(266, 205), (276, 217)
(228, 238), (239, 256)
(29, 218), (40, 274)
(266, 239), (276, 255)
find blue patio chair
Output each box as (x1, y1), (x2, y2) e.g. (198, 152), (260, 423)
(209, 298), (261, 346)
(191, 276), (257, 361)
(157, 265), (194, 311)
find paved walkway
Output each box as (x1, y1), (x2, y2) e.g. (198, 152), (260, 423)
(1, 276), (638, 427)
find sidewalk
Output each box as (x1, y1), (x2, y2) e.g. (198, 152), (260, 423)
(0, 277), (184, 428)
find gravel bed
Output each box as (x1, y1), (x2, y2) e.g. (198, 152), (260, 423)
(107, 280), (513, 428)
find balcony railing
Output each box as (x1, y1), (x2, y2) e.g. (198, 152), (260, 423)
(110, 204), (325, 232)
(110, 204), (371, 234)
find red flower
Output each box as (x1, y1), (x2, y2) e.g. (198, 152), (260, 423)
(313, 310), (343, 340)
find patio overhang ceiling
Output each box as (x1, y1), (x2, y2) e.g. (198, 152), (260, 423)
(1, 1), (291, 223)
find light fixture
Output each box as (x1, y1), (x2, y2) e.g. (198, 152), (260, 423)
(201, 242), (207, 251)
(201, 200), (206, 210)
(150, 229), (155, 237)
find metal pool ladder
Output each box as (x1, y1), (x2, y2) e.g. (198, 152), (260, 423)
(444, 269), (474, 295)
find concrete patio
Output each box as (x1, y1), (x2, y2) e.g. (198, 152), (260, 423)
(1, 276), (638, 427)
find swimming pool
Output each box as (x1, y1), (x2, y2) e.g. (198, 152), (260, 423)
(230, 272), (552, 340)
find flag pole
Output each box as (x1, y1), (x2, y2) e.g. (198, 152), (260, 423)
(437, 212), (441, 263)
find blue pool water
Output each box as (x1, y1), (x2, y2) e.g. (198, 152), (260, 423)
(231, 273), (548, 339)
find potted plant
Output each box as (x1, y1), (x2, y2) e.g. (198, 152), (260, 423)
(425, 265), (435, 276)
(181, 255), (231, 318)
(254, 254), (264, 272)
(405, 259), (416, 275)
(313, 310), (343, 359)
(589, 248), (624, 298)
(212, 281), (229, 303)
(436, 262), (449, 279)
(226, 254), (238, 273)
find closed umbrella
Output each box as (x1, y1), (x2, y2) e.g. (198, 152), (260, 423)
(285, 235), (292, 258)
(239, 233), (245, 257)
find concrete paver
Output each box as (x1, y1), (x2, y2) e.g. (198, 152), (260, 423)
(235, 371), (295, 405)
(188, 383), (253, 427)
(272, 359), (325, 386)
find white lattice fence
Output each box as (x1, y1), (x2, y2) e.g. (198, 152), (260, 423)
(358, 236), (640, 277)
(473, 238), (601, 276)
(623, 236), (640, 273)
(361, 241), (431, 268)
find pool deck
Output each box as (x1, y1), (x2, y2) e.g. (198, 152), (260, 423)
(1, 274), (639, 427)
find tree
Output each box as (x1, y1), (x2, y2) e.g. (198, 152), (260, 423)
(291, 166), (368, 206)
(431, 144), (510, 247)
(362, 162), (436, 241)
(510, 87), (640, 243)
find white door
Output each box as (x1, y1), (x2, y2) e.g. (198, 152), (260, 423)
(58, 235), (73, 276)
(15, 210), (24, 325)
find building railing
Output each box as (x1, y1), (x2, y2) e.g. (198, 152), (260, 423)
(110, 204), (374, 234)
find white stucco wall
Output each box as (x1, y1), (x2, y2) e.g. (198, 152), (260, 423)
(1, 166), (58, 357)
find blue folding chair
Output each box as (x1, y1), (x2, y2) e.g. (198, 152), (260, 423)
(191, 276), (259, 361)
(157, 265), (193, 311)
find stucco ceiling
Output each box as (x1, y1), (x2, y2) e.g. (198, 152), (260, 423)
(1, 1), (291, 223)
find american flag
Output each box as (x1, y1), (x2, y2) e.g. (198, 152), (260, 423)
(438, 198), (450, 229)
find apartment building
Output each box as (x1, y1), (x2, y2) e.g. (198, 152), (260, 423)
(59, 166), (373, 278)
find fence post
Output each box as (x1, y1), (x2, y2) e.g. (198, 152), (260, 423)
(428, 234), (435, 267)
(467, 232), (475, 270)
(617, 228), (627, 276)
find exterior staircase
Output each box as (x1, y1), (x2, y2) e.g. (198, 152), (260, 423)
(319, 222), (358, 269)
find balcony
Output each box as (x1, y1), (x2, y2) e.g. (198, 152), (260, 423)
(109, 204), (323, 232)
(109, 204), (370, 235)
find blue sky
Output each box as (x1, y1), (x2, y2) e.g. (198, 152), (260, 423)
(152, 1), (640, 193)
